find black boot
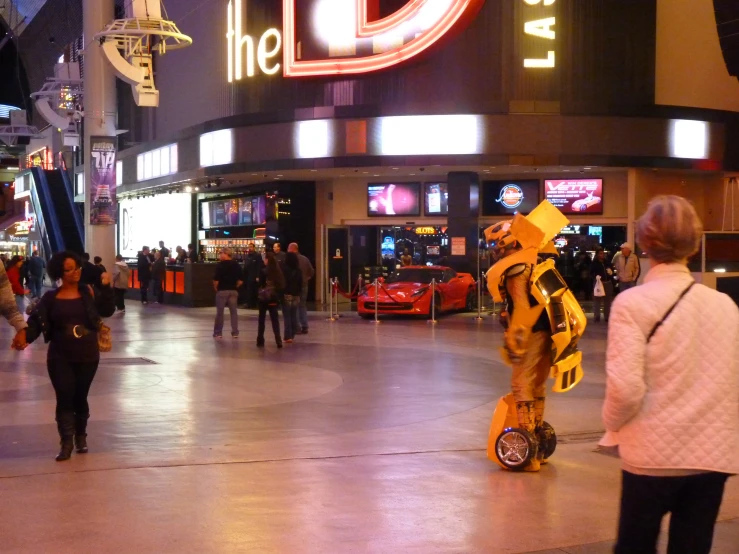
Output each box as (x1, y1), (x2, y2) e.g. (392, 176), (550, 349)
(56, 414), (75, 461)
(75, 414), (89, 453)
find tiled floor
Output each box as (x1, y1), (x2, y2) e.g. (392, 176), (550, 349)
(0, 303), (736, 553)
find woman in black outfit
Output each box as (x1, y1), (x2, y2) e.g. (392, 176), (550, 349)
(590, 248), (615, 323)
(257, 252), (285, 348)
(281, 252), (303, 343)
(17, 251), (115, 461)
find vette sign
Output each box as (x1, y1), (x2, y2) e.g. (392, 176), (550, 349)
(227, 0), (486, 81)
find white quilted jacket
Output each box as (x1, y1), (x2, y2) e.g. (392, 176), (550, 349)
(603, 263), (739, 474)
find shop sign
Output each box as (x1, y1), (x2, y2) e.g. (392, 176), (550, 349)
(89, 136), (117, 225)
(495, 184), (525, 209)
(227, 0), (486, 81)
(415, 226), (437, 235)
(451, 236), (466, 256)
(522, 0), (557, 69)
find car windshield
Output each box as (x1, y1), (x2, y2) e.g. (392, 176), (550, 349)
(386, 269), (443, 284)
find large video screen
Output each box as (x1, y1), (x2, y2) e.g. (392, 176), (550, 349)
(482, 180), (540, 215)
(201, 196), (266, 229)
(368, 183), (421, 216)
(118, 193), (192, 258)
(424, 183), (448, 215)
(544, 179), (603, 214)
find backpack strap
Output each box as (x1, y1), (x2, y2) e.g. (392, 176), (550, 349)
(647, 282), (695, 343)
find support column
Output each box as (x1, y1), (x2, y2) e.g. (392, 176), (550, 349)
(83, 0), (117, 266)
(627, 168), (637, 247)
(447, 172), (481, 275)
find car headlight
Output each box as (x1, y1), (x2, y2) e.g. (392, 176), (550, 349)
(411, 288), (429, 298)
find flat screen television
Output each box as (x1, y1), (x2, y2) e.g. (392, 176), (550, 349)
(424, 183), (448, 215)
(368, 183), (421, 216)
(544, 178), (603, 214)
(201, 195), (266, 229)
(482, 180), (540, 215)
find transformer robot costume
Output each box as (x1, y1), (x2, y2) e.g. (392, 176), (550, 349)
(484, 201), (587, 472)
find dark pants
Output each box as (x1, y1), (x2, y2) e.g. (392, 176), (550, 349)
(258, 301), (281, 343)
(114, 288), (126, 311)
(245, 279), (259, 309)
(282, 296), (300, 340)
(139, 280), (149, 303)
(47, 358), (99, 438)
(153, 279), (164, 303)
(615, 470), (729, 554)
(593, 280), (614, 322)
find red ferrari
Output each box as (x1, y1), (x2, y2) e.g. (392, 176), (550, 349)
(357, 266), (477, 319)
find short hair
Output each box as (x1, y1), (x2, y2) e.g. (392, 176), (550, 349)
(636, 195), (703, 264)
(142, 246), (150, 251)
(82, 253), (90, 261)
(94, 256), (103, 264)
(221, 247), (233, 257)
(47, 251), (82, 281)
(116, 255), (123, 261)
(32, 251), (38, 256)
(187, 244), (193, 249)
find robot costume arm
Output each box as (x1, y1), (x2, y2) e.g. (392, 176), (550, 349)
(602, 299), (647, 432)
(503, 264), (534, 360)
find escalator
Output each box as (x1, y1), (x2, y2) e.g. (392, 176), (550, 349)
(29, 168), (84, 255)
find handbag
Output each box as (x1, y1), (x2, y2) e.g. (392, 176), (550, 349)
(593, 275), (606, 297)
(258, 283), (276, 302)
(97, 322), (113, 352)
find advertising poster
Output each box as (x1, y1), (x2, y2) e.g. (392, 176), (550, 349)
(425, 183), (449, 215)
(451, 237), (466, 256)
(544, 179), (604, 214)
(90, 136), (117, 225)
(482, 180), (540, 215)
(368, 183), (421, 216)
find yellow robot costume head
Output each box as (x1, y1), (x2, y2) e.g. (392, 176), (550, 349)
(484, 220), (518, 259)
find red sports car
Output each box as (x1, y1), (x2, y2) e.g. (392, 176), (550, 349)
(357, 266), (477, 319)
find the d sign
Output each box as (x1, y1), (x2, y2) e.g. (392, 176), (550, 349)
(283, 0), (486, 77)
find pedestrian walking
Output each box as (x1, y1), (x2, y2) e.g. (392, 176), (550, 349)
(137, 246), (152, 304)
(80, 253), (103, 288)
(281, 252), (303, 343)
(6, 255), (27, 313)
(112, 255), (130, 313)
(1, 260), (28, 349)
(256, 251), (284, 348)
(603, 196), (739, 554)
(590, 248), (614, 322)
(151, 250), (166, 304)
(288, 242), (314, 334)
(13, 251), (115, 461)
(28, 251), (46, 298)
(212, 248), (243, 339)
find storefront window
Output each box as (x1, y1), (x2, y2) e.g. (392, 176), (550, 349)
(137, 144), (178, 182)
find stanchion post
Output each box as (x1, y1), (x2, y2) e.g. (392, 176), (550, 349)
(428, 278), (438, 325)
(373, 278), (381, 324)
(327, 278), (337, 321)
(474, 277), (484, 322)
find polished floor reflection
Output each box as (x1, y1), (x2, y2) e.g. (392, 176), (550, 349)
(0, 304), (736, 553)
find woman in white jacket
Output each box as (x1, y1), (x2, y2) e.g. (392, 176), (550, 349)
(603, 195), (738, 554)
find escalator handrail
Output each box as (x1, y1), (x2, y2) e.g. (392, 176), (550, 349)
(29, 180), (54, 259)
(30, 168), (65, 253)
(59, 169), (84, 241)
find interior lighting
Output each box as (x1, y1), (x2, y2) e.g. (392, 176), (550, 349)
(714, 268), (727, 273)
(296, 120), (331, 158)
(379, 115), (482, 156)
(185, 186), (193, 193)
(200, 129), (234, 167)
(670, 120), (709, 159)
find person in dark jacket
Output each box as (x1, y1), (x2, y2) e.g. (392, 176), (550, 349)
(27, 251), (46, 299)
(137, 246), (152, 305)
(80, 253), (103, 288)
(187, 244), (198, 264)
(212, 248), (243, 338)
(257, 252), (284, 348)
(281, 252), (303, 343)
(13, 251), (115, 461)
(151, 250), (166, 304)
(590, 248), (615, 323)
(243, 245), (263, 309)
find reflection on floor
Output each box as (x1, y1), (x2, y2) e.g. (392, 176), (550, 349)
(0, 304), (736, 553)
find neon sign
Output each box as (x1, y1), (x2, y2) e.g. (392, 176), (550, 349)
(227, 0), (486, 80)
(522, 0), (556, 69)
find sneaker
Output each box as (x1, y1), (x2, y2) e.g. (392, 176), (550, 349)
(232, 333), (239, 339)
(285, 339), (294, 343)
(213, 333), (223, 339)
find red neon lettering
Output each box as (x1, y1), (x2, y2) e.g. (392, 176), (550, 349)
(283, 0), (486, 77)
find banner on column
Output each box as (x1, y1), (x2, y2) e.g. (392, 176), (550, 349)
(90, 136), (117, 225)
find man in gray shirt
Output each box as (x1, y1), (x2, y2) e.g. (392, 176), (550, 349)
(288, 243), (315, 334)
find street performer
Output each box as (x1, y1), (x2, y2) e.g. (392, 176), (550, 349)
(484, 201), (587, 472)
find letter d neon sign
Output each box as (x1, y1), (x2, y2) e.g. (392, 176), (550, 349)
(282, 0), (486, 77)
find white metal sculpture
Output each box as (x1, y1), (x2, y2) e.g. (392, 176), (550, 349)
(30, 62), (84, 148)
(94, 0), (192, 107)
(0, 110), (41, 146)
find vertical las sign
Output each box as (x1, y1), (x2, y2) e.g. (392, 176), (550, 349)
(523, 0), (556, 68)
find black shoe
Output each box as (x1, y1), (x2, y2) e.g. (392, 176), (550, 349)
(56, 439), (74, 461)
(300, 328), (309, 335)
(256, 338), (265, 347)
(75, 434), (88, 454)
(276, 339), (283, 348)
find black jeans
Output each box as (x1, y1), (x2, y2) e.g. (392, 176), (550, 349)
(153, 279), (164, 303)
(47, 358), (99, 437)
(615, 470), (729, 554)
(257, 300), (281, 343)
(139, 280), (149, 303)
(114, 288), (126, 311)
